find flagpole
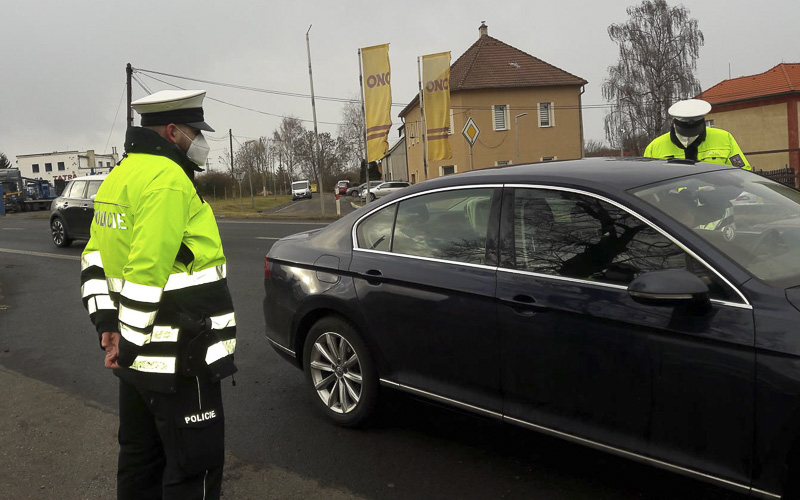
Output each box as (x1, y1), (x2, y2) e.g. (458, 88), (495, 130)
(358, 49), (371, 199)
(418, 57), (429, 181)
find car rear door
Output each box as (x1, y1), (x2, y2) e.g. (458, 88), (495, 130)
(62, 180), (87, 233)
(496, 185), (755, 485)
(75, 179), (103, 237)
(350, 186), (504, 414)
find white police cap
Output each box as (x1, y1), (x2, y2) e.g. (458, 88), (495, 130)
(131, 90), (214, 132)
(668, 99), (712, 122)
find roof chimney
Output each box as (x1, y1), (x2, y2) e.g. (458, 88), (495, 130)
(479, 21), (488, 38)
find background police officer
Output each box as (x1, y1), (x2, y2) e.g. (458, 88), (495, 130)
(644, 98), (751, 170)
(80, 90), (236, 499)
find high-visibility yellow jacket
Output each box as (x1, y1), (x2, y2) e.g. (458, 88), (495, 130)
(644, 127), (752, 170)
(81, 127), (236, 393)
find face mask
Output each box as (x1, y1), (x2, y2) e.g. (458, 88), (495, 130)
(176, 127), (210, 166)
(673, 119), (705, 148)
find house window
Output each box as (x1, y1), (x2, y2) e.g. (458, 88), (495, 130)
(495, 161), (511, 166)
(45, 163), (53, 172)
(57, 162), (65, 171)
(541, 156), (557, 162)
(440, 165), (457, 176)
(493, 105), (509, 131)
(32, 164), (40, 173)
(448, 108), (454, 135)
(705, 119), (715, 128)
(539, 102), (554, 128)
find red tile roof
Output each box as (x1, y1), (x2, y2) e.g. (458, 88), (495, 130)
(400, 33), (586, 117)
(450, 34), (587, 91)
(698, 63), (800, 105)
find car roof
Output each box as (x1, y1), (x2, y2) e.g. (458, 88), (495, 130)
(413, 158), (731, 193)
(71, 174), (108, 182)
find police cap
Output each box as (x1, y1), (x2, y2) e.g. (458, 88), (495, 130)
(668, 99), (712, 122)
(131, 90), (214, 132)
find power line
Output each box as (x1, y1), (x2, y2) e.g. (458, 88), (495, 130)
(104, 84), (127, 154)
(136, 72), (346, 126)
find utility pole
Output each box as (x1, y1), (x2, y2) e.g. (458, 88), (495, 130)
(306, 25), (325, 214)
(126, 63), (133, 129)
(229, 129), (235, 190)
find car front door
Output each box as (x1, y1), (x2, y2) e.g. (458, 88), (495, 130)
(350, 186), (503, 413)
(74, 180), (102, 237)
(497, 186), (755, 485)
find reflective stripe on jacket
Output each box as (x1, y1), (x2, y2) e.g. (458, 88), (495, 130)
(80, 129), (236, 392)
(644, 127), (752, 170)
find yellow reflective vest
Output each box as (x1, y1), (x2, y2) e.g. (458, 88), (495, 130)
(81, 127), (236, 392)
(644, 127), (751, 170)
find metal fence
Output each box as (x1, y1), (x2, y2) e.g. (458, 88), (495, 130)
(756, 167), (797, 188)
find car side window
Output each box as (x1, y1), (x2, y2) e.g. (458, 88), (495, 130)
(68, 181), (87, 198)
(511, 188), (737, 301)
(356, 205), (396, 251)
(86, 181), (102, 200)
(392, 188), (495, 265)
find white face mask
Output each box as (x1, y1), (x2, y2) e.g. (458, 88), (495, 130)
(676, 133), (699, 148)
(176, 127), (210, 166)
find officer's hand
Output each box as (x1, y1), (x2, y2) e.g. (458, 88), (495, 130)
(101, 331), (121, 369)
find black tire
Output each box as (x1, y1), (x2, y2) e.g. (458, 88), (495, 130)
(50, 218), (73, 248)
(369, 193), (376, 202)
(302, 316), (378, 427)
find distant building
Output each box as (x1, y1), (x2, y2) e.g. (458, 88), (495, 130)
(15, 150), (117, 184)
(383, 135), (408, 181)
(400, 23), (587, 182)
(698, 63), (800, 173)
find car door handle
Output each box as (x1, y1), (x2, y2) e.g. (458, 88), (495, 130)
(501, 294), (549, 314)
(364, 269), (383, 285)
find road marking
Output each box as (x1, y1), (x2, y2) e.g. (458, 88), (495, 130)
(0, 248), (80, 261)
(270, 203), (300, 214)
(1, 228), (25, 230)
(255, 237), (281, 240)
(216, 219), (325, 225)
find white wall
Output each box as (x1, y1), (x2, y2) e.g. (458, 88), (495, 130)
(16, 151), (115, 183)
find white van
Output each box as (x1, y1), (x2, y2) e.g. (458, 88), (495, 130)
(291, 180), (312, 200)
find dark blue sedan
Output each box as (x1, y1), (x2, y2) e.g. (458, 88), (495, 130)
(264, 158), (800, 499)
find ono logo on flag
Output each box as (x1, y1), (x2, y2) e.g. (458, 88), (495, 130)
(366, 72), (391, 88)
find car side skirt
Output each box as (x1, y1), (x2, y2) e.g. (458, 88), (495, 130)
(379, 378), (779, 499)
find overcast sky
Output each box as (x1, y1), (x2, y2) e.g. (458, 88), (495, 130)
(1, 0), (796, 169)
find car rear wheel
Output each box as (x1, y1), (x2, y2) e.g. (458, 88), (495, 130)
(303, 316), (377, 427)
(50, 218), (73, 248)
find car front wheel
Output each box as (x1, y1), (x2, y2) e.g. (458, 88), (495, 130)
(369, 193), (376, 201)
(303, 316), (377, 427)
(51, 218), (73, 247)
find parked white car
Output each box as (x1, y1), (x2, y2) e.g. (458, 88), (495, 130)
(361, 181), (411, 202)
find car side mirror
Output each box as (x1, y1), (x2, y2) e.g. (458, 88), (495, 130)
(627, 269), (710, 310)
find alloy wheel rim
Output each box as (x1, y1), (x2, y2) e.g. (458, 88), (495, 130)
(309, 332), (363, 414)
(52, 221), (64, 244)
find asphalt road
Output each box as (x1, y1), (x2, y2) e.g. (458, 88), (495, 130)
(0, 212), (747, 499)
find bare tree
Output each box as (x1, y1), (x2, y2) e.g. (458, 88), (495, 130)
(337, 98), (365, 170)
(272, 117), (306, 182)
(602, 0), (704, 155)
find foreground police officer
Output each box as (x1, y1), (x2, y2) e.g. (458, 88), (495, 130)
(80, 90), (236, 499)
(644, 98), (751, 170)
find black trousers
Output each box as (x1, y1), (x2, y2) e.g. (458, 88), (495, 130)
(117, 376), (225, 500)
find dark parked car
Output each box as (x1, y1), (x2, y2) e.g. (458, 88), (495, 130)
(263, 158), (800, 499)
(49, 174), (106, 247)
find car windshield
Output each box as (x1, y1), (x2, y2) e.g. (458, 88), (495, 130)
(632, 169), (800, 286)
(292, 182), (307, 189)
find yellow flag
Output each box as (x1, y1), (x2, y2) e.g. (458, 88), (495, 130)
(360, 44), (392, 163)
(422, 52), (452, 161)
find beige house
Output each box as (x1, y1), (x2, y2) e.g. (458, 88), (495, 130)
(698, 63), (800, 174)
(400, 23), (587, 183)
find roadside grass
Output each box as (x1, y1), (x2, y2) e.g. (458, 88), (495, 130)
(206, 195), (292, 218)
